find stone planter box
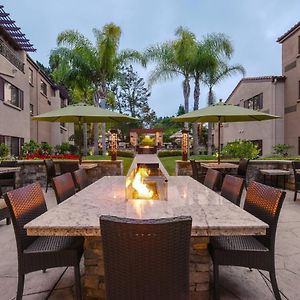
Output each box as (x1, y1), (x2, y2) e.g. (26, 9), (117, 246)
(176, 159), (295, 190)
(15, 159), (123, 188)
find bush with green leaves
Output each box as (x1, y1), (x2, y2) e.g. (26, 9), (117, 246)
(139, 135), (155, 146)
(157, 150), (182, 157)
(222, 140), (260, 160)
(272, 144), (293, 157)
(40, 142), (52, 154)
(21, 140), (41, 156)
(0, 143), (9, 158)
(55, 142), (79, 155)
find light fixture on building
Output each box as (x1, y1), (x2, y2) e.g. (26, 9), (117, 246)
(110, 129), (118, 161)
(181, 129), (189, 161)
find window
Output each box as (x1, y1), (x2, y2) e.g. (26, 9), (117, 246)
(244, 93), (263, 110)
(0, 135), (24, 157)
(30, 104), (34, 115)
(40, 80), (47, 96)
(29, 68), (33, 85)
(0, 78), (24, 109)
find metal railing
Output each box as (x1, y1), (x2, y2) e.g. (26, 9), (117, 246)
(0, 40), (24, 72)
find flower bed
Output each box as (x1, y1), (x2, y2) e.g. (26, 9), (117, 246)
(22, 153), (80, 160)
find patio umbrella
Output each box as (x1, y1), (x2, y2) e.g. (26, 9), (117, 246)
(32, 104), (137, 162)
(172, 101), (280, 163)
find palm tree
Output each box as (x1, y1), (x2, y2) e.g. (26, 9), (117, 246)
(50, 23), (144, 156)
(145, 27), (196, 124)
(204, 61), (246, 154)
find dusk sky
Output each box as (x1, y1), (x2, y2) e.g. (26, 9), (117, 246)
(2, 0), (300, 117)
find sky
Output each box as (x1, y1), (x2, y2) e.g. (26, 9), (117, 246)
(1, 0), (300, 117)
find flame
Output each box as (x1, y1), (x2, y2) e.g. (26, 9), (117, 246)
(132, 167), (154, 199)
(132, 199), (154, 218)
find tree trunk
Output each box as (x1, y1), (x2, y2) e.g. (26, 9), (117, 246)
(192, 77), (200, 155)
(207, 87), (214, 155)
(183, 76), (190, 129)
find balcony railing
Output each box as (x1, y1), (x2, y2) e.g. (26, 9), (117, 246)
(0, 40), (24, 72)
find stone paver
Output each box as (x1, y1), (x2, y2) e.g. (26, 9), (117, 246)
(1, 175), (300, 299)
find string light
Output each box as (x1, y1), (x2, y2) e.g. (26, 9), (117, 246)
(110, 129), (118, 161)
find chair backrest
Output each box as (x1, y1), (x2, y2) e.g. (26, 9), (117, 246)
(244, 181), (286, 251)
(221, 175), (244, 206)
(0, 160), (18, 167)
(190, 160), (198, 179)
(4, 182), (47, 254)
(73, 169), (89, 191)
(59, 161), (79, 175)
(44, 159), (56, 178)
(52, 172), (76, 204)
(203, 169), (221, 191)
(100, 215), (192, 300)
(237, 159), (249, 177)
(292, 161), (300, 188)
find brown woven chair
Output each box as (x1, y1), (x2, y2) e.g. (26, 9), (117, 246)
(235, 158), (249, 188)
(59, 161), (79, 175)
(209, 181), (286, 300)
(52, 172), (76, 204)
(100, 215), (192, 300)
(203, 168), (221, 191)
(292, 161), (300, 201)
(44, 159), (56, 192)
(220, 175), (244, 206)
(73, 169), (89, 191)
(190, 160), (206, 183)
(4, 182), (83, 300)
(0, 160), (17, 195)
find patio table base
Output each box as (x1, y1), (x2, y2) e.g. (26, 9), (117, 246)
(83, 236), (210, 300)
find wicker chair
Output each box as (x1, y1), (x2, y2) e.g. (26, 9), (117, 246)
(209, 181), (286, 300)
(4, 182), (83, 300)
(220, 175), (244, 206)
(235, 158), (249, 188)
(59, 161), (79, 175)
(100, 215), (192, 300)
(203, 168), (221, 191)
(44, 159), (56, 192)
(73, 169), (89, 191)
(292, 161), (300, 202)
(190, 160), (206, 183)
(52, 173), (76, 204)
(0, 160), (17, 195)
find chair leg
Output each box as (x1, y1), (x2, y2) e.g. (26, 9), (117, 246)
(294, 190), (297, 202)
(46, 181), (48, 193)
(213, 262), (220, 300)
(74, 264), (82, 300)
(6, 217), (11, 225)
(269, 269), (281, 300)
(16, 274), (25, 300)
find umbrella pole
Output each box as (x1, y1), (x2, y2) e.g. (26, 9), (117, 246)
(218, 119), (221, 164)
(79, 121), (83, 165)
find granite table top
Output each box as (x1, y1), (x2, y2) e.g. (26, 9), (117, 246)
(260, 169), (291, 175)
(25, 176), (267, 237)
(0, 167), (20, 174)
(201, 162), (238, 170)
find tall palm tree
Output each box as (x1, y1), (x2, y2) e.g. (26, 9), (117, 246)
(190, 33), (235, 154)
(204, 61), (245, 154)
(50, 24), (144, 155)
(145, 27), (196, 125)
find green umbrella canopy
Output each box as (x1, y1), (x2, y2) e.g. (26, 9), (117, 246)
(172, 102), (280, 123)
(32, 104), (138, 123)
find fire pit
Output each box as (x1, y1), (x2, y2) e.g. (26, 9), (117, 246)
(126, 163), (168, 201)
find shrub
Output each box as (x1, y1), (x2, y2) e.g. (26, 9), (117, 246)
(272, 144), (293, 157)
(222, 140), (260, 160)
(21, 140), (41, 156)
(139, 135), (155, 146)
(40, 142), (52, 154)
(157, 150), (182, 157)
(117, 150), (134, 158)
(0, 143), (9, 158)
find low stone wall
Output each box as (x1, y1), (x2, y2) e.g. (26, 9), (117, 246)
(15, 160), (123, 188)
(176, 159), (295, 190)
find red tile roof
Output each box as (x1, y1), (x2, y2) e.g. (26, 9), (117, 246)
(277, 21), (300, 43)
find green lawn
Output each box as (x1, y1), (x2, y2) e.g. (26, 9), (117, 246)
(83, 155), (133, 175)
(159, 155), (216, 176)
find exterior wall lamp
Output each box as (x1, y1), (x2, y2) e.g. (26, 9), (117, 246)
(181, 129), (189, 161)
(110, 129), (118, 161)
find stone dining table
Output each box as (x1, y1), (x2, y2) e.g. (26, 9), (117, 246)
(25, 175), (267, 300)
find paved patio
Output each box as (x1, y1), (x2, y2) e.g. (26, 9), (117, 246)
(1, 185), (300, 299)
